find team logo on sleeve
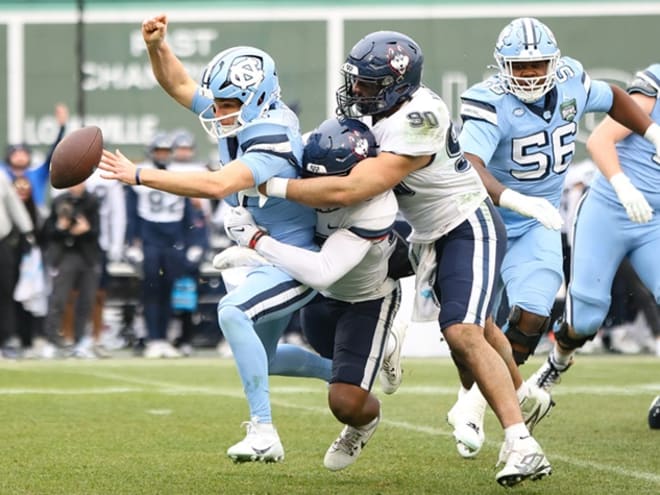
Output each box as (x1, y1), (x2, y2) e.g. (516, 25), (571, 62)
(560, 99), (577, 122)
(230, 56), (265, 89)
(388, 45), (410, 77)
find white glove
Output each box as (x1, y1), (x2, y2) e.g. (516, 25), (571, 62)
(125, 245), (144, 264)
(499, 188), (564, 230)
(223, 206), (264, 247)
(609, 173), (653, 223)
(212, 246), (270, 271)
(186, 245), (204, 264)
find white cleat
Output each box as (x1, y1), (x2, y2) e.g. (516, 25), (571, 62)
(144, 340), (182, 359)
(446, 386), (487, 458)
(529, 355), (573, 392)
(227, 417), (284, 463)
(379, 321), (408, 394)
(520, 384), (554, 432)
(324, 413), (380, 471)
(495, 435), (552, 487)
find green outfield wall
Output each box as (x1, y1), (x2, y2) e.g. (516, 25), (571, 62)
(1, 2), (659, 162)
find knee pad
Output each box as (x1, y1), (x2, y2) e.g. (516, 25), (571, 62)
(504, 305), (550, 365)
(554, 320), (595, 351)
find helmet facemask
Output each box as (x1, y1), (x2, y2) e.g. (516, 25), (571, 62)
(494, 17), (561, 104)
(198, 48), (280, 139)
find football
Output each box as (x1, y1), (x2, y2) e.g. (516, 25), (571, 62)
(50, 125), (103, 189)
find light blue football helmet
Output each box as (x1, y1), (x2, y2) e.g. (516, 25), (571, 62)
(493, 17), (560, 103)
(198, 46), (281, 138)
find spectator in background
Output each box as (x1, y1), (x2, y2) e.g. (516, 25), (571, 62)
(12, 176), (50, 358)
(42, 180), (101, 358)
(124, 132), (197, 359)
(0, 173), (35, 357)
(1, 104), (69, 213)
(169, 128), (211, 356)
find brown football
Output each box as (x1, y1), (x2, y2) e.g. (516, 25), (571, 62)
(50, 126), (103, 189)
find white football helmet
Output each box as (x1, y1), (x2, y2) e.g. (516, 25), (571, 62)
(493, 17), (560, 103)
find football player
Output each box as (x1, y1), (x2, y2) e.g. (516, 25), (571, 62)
(99, 14), (332, 463)
(222, 117), (401, 471)
(451, 18), (660, 457)
(530, 64), (660, 389)
(261, 30), (550, 487)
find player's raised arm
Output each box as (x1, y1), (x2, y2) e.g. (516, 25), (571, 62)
(142, 14), (197, 108)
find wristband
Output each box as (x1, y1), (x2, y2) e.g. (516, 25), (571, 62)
(265, 177), (289, 199)
(248, 230), (267, 249)
(135, 167), (142, 186)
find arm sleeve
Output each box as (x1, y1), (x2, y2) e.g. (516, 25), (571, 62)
(255, 229), (372, 289)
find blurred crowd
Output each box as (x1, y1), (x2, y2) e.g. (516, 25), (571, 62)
(1, 104), (658, 360)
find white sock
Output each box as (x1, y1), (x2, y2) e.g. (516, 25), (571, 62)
(504, 422), (530, 442)
(551, 345), (574, 368)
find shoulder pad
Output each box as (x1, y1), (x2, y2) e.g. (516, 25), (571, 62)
(628, 65), (660, 97)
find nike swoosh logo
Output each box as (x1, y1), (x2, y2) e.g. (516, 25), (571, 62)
(232, 227), (245, 232)
(327, 224), (340, 230)
(251, 445), (274, 455)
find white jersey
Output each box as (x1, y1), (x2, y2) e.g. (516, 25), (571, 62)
(256, 190), (398, 302)
(85, 167), (126, 257)
(130, 161), (186, 223)
(372, 86), (487, 242)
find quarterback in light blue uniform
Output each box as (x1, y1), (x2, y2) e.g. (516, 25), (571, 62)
(459, 17), (659, 366)
(529, 64), (660, 388)
(99, 14), (332, 464)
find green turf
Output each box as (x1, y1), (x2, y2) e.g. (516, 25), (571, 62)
(0, 355), (658, 494)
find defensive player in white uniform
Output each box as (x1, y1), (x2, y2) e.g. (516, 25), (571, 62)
(224, 117), (400, 471)
(453, 18), (660, 457)
(262, 30), (551, 487)
(530, 64), (660, 389)
(100, 14), (332, 464)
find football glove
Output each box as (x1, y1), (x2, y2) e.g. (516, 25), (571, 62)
(212, 246), (270, 271)
(499, 188), (564, 230)
(223, 206), (266, 248)
(609, 173), (653, 224)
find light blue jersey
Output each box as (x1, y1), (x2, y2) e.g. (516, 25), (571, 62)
(460, 57), (613, 238)
(589, 64), (660, 210)
(567, 64), (660, 336)
(192, 93), (317, 251)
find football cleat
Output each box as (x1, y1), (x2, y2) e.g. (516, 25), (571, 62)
(529, 354), (573, 392)
(446, 386), (487, 458)
(495, 435), (552, 487)
(324, 412), (381, 471)
(520, 384), (555, 432)
(379, 321), (408, 394)
(649, 395), (660, 429)
(227, 417), (284, 463)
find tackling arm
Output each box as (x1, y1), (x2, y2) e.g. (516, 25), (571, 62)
(266, 152), (429, 207)
(255, 229), (371, 290)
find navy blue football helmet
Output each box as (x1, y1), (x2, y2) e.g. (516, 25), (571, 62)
(336, 31), (423, 118)
(649, 395), (660, 429)
(303, 118), (378, 177)
(146, 131), (173, 168)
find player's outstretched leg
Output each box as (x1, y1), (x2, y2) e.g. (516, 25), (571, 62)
(379, 320), (408, 394)
(227, 417), (284, 463)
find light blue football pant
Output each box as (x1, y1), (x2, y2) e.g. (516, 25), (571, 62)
(217, 266), (331, 423)
(567, 192), (660, 336)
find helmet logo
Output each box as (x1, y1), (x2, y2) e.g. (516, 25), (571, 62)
(229, 56), (265, 90)
(387, 45), (410, 76)
(348, 132), (370, 158)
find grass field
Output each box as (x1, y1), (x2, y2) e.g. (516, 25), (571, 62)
(1, 354), (658, 495)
